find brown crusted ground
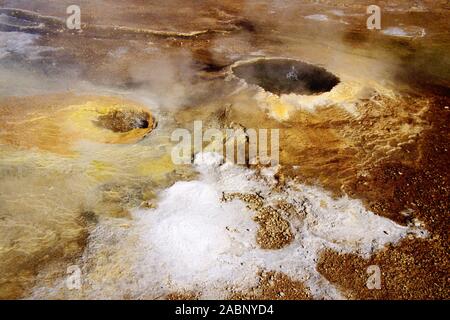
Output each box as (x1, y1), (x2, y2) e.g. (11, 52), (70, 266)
(253, 206), (293, 250)
(166, 292), (199, 300)
(166, 271), (312, 300)
(317, 238), (448, 300)
(317, 89), (450, 300)
(230, 271), (311, 300)
(222, 192), (294, 249)
(345, 94), (449, 231)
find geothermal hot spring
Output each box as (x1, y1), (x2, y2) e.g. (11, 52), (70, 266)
(0, 1), (448, 300)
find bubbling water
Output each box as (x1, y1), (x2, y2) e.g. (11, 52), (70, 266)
(232, 58), (340, 96)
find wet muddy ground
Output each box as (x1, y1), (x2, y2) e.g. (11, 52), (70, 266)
(0, 0), (448, 299)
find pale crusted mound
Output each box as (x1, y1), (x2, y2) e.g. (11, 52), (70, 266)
(0, 94), (154, 155)
(222, 192), (294, 249)
(230, 271), (312, 300)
